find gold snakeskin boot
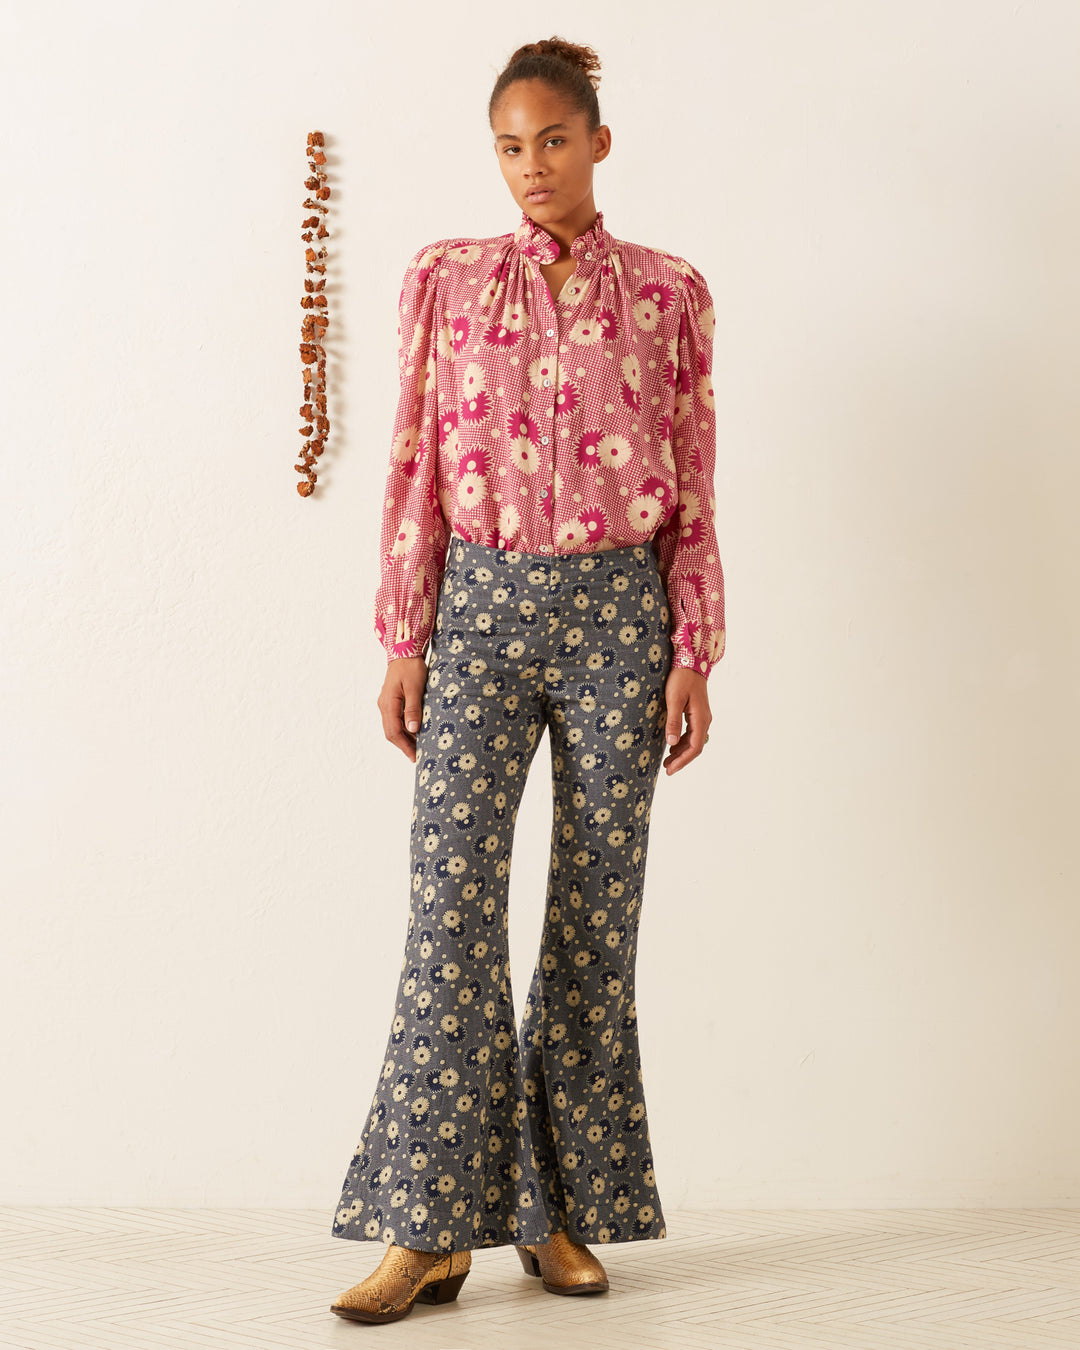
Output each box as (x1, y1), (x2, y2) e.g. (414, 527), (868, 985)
(514, 1229), (609, 1294)
(330, 1242), (472, 1323)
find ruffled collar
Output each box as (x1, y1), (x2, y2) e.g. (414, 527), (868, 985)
(512, 206), (613, 265)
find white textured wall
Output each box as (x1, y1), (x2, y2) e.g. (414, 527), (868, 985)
(2, 0), (1078, 1211)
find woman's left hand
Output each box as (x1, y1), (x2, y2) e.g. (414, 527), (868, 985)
(662, 668), (712, 775)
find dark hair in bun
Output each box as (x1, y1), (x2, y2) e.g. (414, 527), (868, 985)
(489, 37), (602, 133)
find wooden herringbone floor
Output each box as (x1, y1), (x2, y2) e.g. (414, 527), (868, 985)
(0, 1206), (1077, 1349)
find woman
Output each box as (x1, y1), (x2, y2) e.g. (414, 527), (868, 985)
(329, 35), (725, 1324)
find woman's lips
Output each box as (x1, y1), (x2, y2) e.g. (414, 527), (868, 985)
(526, 189), (553, 203)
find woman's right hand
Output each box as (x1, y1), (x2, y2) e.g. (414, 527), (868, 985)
(378, 656), (429, 762)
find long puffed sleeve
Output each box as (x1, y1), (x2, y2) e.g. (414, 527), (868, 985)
(372, 241), (451, 663)
(653, 265), (726, 677)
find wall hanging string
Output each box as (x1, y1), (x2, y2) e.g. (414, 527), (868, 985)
(296, 130), (330, 496)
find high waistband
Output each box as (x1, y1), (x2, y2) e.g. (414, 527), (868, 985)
(445, 535), (657, 574)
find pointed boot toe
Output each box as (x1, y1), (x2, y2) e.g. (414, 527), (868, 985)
(331, 1243), (471, 1323)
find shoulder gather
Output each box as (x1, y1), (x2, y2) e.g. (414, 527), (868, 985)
(404, 230), (514, 272)
(628, 244), (715, 341)
(616, 237), (711, 292)
(402, 237), (455, 274)
(398, 234), (511, 304)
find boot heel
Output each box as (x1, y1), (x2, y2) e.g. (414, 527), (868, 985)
(515, 1245), (542, 1277)
(418, 1269), (470, 1304)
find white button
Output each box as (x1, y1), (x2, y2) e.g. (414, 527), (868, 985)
(543, 378), (551, 387)
(585, 251), (592, 259)
(541, 436), (549, 445)
(540, 488), (548, 498)
(545, 328), (554, 336)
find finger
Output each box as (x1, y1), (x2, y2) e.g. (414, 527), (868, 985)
(663, 707), (710, 773)
(393, 667), (429, 760)
(663, 733), (698, 774)
(379, 699), (416, 761)
(386, 731), (417, 763)
(664, 693), (687, 750)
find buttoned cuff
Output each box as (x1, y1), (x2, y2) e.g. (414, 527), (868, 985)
(672, 647), (714, 679)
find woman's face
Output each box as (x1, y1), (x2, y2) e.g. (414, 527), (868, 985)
(491, 79), (609, 226)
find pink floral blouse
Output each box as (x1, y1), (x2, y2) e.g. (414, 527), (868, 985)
(373, 207), (726, 677)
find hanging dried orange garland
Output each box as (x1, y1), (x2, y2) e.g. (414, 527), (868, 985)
(297, 130), (330, 496)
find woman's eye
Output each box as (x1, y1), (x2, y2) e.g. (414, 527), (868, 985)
(502, 139), (564, 155)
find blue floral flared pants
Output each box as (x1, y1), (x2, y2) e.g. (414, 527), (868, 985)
(331, 537), (673, 1252)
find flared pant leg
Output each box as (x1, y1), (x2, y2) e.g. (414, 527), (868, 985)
(332, 538), (672, 1252)
(516, 545), (671, 1245)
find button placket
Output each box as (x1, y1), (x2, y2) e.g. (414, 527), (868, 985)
(530, 262), (560, 546)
